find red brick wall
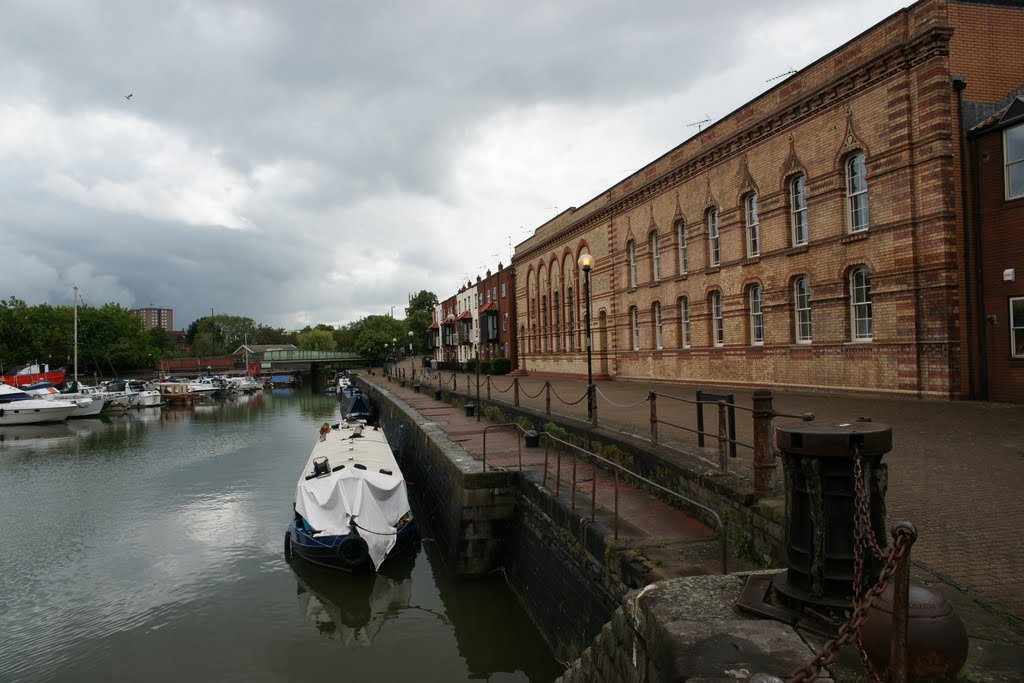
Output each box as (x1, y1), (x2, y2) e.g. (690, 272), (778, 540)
(974, 124), (1024, 401)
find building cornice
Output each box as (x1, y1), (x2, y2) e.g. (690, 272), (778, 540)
(514, 24), (954, 264)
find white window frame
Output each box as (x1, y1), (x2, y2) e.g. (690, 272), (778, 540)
(1011, 296), (1024, 358)
(502, 313), (508, 332)
(630, 306), (640, 350)
(707, 208), (720, 267)
(745, 194), (760, 257)
(653, 302), (663, 349)
(676, 219), (688, 275)
(790, 174), (809, 246)
(650, 231), (661, 282)
(1006, 124), (1024, 200)
(627, 240), (637, 287)
(846, 152), (869, 233)
(680, 297), (691, 348)
(749, 284), (764, 345)
(850, 267), (873, 341)
(711, 292), (724, 347)
(501, 283), (506, 298)
(794, 276), (812, 344)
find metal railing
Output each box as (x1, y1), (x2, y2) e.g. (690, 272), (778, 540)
(478, 421), (728, 574)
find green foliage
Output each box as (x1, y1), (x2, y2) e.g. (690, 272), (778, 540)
(482, 405), (502, 421)
(351, 315), (405, 361)
(297, 329), (337, 351)
(478, 359), (491, 374)
(464, 358), (477, 372)
(515, 416), (533, 431)
(490, 357), (511, 375)
(544, 422), (570, 450)
(404, 290), (438, 355)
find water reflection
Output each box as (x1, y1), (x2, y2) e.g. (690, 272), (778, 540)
(290, 539), (420, 647)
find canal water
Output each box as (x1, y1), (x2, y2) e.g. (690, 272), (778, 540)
(0, 389), (564, 682)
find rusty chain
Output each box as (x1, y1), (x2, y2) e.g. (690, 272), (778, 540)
(786, 445), (914, 683)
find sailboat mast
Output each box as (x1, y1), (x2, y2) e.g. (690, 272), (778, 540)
(73, 286), (78, 384)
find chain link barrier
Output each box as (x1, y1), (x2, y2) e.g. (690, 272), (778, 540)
(786, 446), (914, 683)
(548, 384), (588, 406)
(595, 386), (651, 409)
(519, 381), (547, 399)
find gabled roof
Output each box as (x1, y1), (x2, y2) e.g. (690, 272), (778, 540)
(232, 343), (298, 356)
(971, 95), (1024, 133)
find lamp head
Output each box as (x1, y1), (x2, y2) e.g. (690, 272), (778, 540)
(578, 253), (593, 272)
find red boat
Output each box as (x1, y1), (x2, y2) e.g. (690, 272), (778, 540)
(1, 363), (66, 388)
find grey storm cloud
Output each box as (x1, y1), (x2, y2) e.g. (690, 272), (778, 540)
(0, 0), (909, 329)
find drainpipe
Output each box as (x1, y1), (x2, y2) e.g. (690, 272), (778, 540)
(952, 76), (975, 399)
(968, 110), (989, 401)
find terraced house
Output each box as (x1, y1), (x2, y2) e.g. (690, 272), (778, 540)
(510, 0), (1024, 400)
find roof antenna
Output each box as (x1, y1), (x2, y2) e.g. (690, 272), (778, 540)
(766, 68), (797, 83)
(687, 115), (712, 133)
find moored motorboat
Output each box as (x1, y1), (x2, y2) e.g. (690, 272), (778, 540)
(21, 382), (105, 417)
(285, 419), (415, 573)
(0, 382), (79, 425)
(0, 363), (65, 388)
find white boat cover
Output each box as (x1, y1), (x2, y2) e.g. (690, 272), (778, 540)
(294, 421), (410, 570)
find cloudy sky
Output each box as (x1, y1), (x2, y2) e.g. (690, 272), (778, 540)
(0, 0), (909, 331)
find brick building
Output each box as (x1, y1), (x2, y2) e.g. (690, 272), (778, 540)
(510, 0), (1024, 400)
(131, 306), (174, 332)
(428, 264), (518, 371)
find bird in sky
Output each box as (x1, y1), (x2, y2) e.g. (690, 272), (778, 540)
(124, 93), (133, 100)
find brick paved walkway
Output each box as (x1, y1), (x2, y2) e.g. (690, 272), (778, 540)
(391, 361), (1024, 625)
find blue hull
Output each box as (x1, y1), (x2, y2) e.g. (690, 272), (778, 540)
(285, 519), (417, 573)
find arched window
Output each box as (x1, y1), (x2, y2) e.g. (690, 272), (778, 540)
(553, 291), (561, 352)
(706, 208), (720, 267)
(650, 231), (661, 282)
(653, 302), (663, 350)
(710, 291), (724, 347)
(744, 194), (760, 258)
(794, 276), (812, 343)
(627, 240), (637, 287)
(679, 296), (691, 349)
(790, 174), (808, 246)
(846, 152), (869, 233)
(748, 284), (763, 345)
(849, 266), (873, 341)
(630, 306), (640, 351)
(676, 219), (688, 275)
(567, 285), (575, 352)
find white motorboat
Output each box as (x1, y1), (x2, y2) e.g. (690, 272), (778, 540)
(285, 419), (416, 573)
(0, 382), (78, 425)
(20, 382), (106, 418)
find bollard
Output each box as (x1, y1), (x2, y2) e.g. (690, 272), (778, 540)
(774, 419), (891, 604)
(434, 388), (442, 401)
(545, 382), (551, 415)
(464, 404), (476, 418)
(649, 392), (658, 446)
(486, 375), (491, 401)
(590, 386), (598, 427)
(413, 384), (420, 393)
(524, 430), (540, 448)
(514, 378), (520, 407)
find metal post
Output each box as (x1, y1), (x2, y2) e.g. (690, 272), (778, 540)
(752, 389), (777, 493)
(718, 401), (728, 474)
(591, 386), (598, 427)
(889, 521), (917, 683)
(545, 381), (551, 415)
(649, 391), (658, 446)
(514, 377), (520, 407)
(486, 375), (491, 400)
(696, 390), (706, 447)
(475, 346), (481, 422)
(582, 259), (593, 419)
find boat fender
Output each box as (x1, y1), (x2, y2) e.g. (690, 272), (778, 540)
(336, 533), (369, 569)
(319, 422), (330, 440)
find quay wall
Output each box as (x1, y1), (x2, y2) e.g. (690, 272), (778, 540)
(356, 375), (788, 668)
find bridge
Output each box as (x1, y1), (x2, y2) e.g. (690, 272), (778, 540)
(260, 349), (368, 371)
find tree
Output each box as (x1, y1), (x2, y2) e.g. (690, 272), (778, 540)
(352, 314), (404, 361)
(405, 290), (438, 355)
(297, 329), (337, 351)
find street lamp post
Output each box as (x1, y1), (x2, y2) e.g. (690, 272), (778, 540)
(578, 253), (594, 419)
